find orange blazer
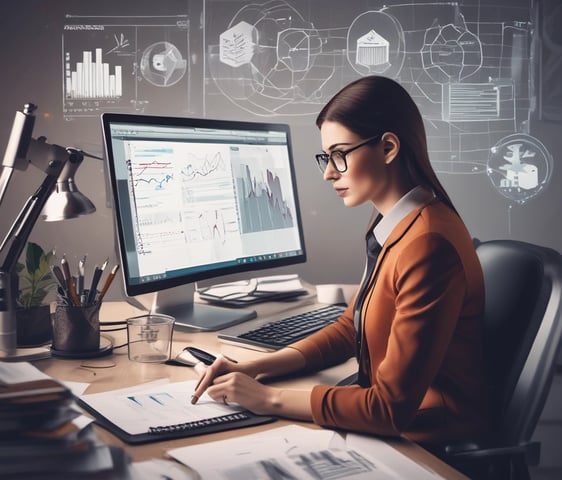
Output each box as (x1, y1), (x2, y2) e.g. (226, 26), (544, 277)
(291, 199), (488, 444)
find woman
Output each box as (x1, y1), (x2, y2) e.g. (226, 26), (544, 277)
(192, 75), (489, 446)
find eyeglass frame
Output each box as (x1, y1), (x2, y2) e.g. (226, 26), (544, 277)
(315, 134), (382, 173)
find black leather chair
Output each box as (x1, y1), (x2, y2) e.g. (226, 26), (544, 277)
(438, 239), (562, 479)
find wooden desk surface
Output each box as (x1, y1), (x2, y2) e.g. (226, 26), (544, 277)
(33, 299), (467, 479)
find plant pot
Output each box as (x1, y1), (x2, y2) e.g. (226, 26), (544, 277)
(16, 305), (52, 347)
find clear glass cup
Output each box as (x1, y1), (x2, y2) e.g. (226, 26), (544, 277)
(126, 313), (175, 363)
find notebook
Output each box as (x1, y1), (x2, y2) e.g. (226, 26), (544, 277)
(77, 380), (275, 444)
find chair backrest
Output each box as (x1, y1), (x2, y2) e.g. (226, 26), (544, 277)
(475, 239), (562, 444)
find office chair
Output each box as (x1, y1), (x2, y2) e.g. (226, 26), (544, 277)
(436, 239), (562, 480)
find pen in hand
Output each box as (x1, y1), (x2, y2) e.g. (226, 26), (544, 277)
(185, 346), (238, 366)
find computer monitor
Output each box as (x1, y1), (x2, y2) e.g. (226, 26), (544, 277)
(102, 113), (307, 330)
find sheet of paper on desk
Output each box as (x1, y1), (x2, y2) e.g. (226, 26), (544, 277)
(167, 424), (444, 480)
(79, 379), (241, 435)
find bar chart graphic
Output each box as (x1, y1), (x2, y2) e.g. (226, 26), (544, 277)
(64, 48), (122, 99)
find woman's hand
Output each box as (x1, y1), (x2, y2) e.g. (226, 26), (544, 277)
(191, 355), (277, 415)
(205, 371), (279, 415)
(190, 355), (255, 403)
(190, 349), (313, 421)
(191, 356), (312, 421)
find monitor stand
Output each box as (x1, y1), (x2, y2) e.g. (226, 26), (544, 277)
(147, 284), (256, 332)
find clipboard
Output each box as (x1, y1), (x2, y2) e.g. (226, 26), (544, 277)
(76, 380), (276, 445)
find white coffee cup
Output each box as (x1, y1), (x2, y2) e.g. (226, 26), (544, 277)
(316, 284), (346, 304)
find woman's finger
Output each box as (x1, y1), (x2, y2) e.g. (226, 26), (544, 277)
(190, 356), (230, 404)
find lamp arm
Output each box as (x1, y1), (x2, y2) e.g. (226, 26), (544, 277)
(0, 138), (69, 270)
(0, 194), (35, 255)
(0, 173), (60, 273)
(0, 104), (36, 207)
(0, 105), (70, 356)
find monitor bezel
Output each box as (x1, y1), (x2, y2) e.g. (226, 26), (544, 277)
(101, 112), (307, 298)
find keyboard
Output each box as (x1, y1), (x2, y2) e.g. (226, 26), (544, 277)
(217, 304), (346, 351)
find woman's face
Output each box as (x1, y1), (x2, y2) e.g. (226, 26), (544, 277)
(319, 121), (393, 209)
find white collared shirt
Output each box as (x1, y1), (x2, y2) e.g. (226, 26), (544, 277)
(373, 186), (435, 246)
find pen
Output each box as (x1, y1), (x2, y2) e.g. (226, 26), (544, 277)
(78, 255), (86, 296)
(86, 265), (102, 305)
(184, 346), (238, 366)
(51, 265), (70, 304)
(61, 256), (80, 306)
(86, 258), (109, 305)
(96, 264), (120, 303)
(50, 265), (67, 292)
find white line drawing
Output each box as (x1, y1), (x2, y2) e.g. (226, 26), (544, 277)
(421, 20), (482, 84)
(347, 9), (405, 77)
(206, 0), (553, 202)
(62, 14), (191, 118)
(108, 32), (131, 54)
(219, 21), (257, 68)
(207, 0), (349, 116)
(487, 133), (552, 205)
(356, 30), (390, 68)
(141, 41), (187, 87)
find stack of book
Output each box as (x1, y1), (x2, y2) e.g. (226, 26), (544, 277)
(0, 362), (128, 478)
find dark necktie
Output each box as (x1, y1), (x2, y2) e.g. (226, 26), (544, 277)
(352, 231), (382, 386)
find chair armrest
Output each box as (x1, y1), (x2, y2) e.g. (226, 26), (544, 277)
(443, 440), (540, 466)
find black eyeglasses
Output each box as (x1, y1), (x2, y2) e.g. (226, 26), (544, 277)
(315, 134), (382, 173)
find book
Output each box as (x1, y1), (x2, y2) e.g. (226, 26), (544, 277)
(0, 377), (71, 403)
(0, 362), (126, 477)
(77, 379), (276, 444)
(0, 363), (74, 434)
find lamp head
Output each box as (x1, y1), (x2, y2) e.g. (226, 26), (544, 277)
(41, 148), (96, 221)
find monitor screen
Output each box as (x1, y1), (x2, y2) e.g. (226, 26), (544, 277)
(102, 113), (306, 330)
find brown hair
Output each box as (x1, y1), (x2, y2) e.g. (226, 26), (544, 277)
(316, 75), (456, 213)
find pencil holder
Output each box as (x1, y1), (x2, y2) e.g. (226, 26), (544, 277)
(51, 303), (101, 353)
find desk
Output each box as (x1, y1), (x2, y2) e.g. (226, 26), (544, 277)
(32, 298), (467, 479)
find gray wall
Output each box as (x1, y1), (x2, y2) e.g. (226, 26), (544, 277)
(1, 0), (561, 303)
(2, 1), (562, 475)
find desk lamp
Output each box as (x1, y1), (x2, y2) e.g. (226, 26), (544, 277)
(0, 103), (98, 356)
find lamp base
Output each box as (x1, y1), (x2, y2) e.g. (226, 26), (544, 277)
(16, 305), (52, 347)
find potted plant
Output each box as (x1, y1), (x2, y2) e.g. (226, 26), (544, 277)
(15, 242), (57, 346)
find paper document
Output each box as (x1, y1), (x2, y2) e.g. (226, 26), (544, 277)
(167, 424), (445, 479)
(79, 380), (242, 435)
